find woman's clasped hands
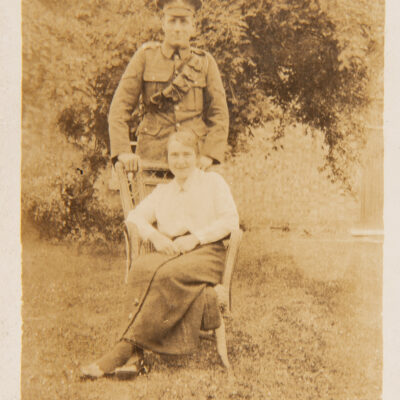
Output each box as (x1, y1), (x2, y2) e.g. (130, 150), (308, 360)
(149, 231), (199, 256)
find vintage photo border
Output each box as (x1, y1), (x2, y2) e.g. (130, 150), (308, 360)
(0, 0), (399, 398)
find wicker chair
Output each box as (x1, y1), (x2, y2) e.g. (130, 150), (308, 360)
(114, 160), (242, 371)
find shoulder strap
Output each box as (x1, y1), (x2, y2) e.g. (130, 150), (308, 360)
(141, 41), (161, 51)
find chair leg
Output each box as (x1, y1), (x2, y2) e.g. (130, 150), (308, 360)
(215, 318), (231, 371)
(123, 229), (130, 284)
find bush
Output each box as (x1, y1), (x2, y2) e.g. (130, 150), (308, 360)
(21, 103), (122, 245)
(55, 0), (371, 182)
(39, 0), (371, 165)
(22, 0), (382, 242)
(22, 132), (123, 244)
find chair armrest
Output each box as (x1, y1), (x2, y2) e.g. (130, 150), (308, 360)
(125, 221), (142, 257)
(123, 221), (142, 283)
(115, 161), (135, 220)
(217, 228), (243, 312)
(222, 228), (243, 287)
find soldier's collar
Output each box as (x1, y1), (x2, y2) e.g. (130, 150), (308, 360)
(161, 42), (191, 61)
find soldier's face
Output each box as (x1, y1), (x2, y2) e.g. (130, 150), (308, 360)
(168, 138), (197, 181)
(162, 14), (195, 48)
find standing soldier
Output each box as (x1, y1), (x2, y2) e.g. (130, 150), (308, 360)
(108, 0), (229, 171)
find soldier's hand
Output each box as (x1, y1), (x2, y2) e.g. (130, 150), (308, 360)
(198, 155), (213, 170)
(149, 231), (179, 256)
(118, 153), (140, 172)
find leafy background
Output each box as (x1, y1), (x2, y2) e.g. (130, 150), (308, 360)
(20, 2), (384, 398)
(22, 0), (384, 245)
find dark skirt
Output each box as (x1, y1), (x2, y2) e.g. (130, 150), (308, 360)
(120, 242), (226, 355)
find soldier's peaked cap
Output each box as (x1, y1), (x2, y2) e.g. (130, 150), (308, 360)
(156, 0), (202, 16)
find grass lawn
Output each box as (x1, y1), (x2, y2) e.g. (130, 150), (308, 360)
(21, 227), (382, 400)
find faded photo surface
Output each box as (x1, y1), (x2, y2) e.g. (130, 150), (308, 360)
(16, 0), (392, 399)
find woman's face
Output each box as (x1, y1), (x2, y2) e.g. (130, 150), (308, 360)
(167, 138), (197, 181)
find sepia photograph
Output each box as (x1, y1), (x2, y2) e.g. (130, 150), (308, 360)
(2, 0), (395, 398)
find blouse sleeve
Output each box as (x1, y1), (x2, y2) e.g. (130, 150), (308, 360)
(126, 185), (160, 241)
(190, 173), (239, 244)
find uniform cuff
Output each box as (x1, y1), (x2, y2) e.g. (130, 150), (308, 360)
(201, 142), (225, 164)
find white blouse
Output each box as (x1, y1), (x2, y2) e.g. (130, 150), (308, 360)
(127, 168), (239, 244)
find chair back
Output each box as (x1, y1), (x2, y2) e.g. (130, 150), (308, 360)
(115, 160), (172, 219)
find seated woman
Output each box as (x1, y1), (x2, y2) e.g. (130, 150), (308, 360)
(81, 129), (239, 379)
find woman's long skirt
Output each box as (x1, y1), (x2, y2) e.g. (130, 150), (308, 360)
(120, 241), (226, 355)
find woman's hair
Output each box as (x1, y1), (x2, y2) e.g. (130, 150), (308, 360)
(168, 129), (199, 155)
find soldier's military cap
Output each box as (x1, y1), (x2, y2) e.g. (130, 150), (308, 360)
(156, 0), (202, 16)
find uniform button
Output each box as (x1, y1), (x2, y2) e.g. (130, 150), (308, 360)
(174, 105), (179, 110)
(176, 123), (181, 128)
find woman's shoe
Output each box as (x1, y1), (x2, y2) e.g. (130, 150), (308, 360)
(114, 363), (140, 380)
(114, 356), (149, 380)
(79, 363), (105, 380)
(80, 340), (135, 380)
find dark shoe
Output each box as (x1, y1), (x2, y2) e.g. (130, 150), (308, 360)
(114, 363), (140, 380)
(114, 357), (148, 380)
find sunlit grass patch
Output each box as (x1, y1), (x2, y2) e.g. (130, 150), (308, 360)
(21, 228), (381, 400)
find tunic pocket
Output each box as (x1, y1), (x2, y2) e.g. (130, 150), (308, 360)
(143, 69), (173, 102)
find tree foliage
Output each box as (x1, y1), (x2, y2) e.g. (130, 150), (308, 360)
(22, 0), (383, 242)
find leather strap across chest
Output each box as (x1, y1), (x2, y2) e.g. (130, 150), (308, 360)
(149, 52), (205, 111)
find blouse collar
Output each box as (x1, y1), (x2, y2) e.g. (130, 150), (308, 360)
(172, 167), (202, 192)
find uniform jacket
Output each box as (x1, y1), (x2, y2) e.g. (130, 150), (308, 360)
(108, 41), (229, 163)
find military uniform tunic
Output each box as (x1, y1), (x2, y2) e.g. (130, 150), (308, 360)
(108, 41), (229, 163)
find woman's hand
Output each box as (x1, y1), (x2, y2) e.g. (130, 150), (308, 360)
(149, 231), (179, 256)
(173, 234), (200, 254)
